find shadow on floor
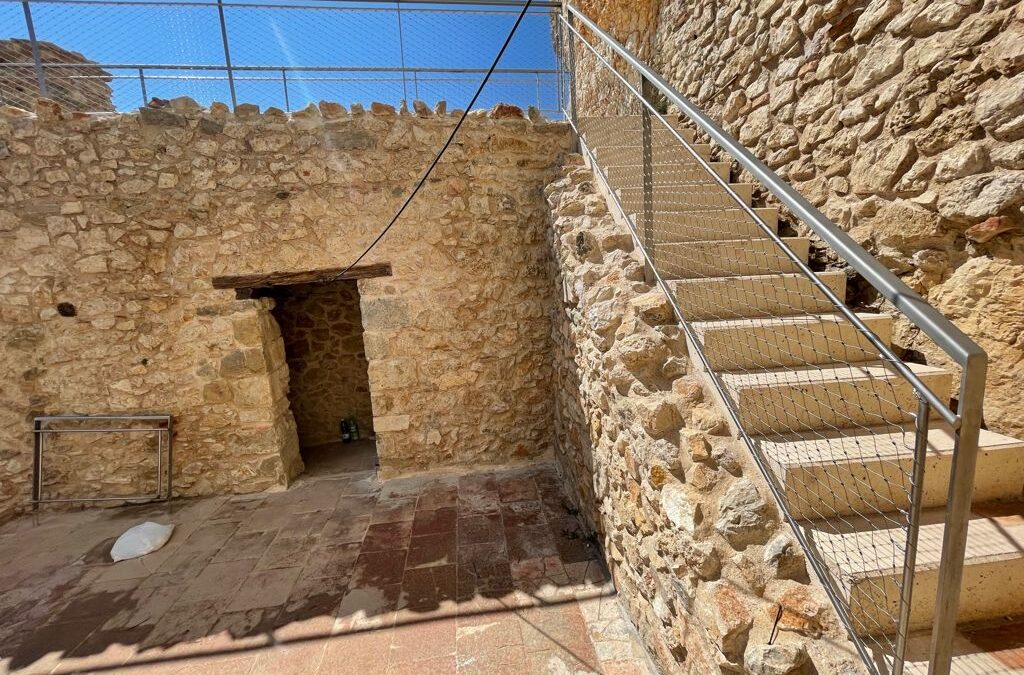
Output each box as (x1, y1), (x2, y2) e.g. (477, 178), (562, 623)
(300, 438), (378, 478)
(0, 464), (654, 674)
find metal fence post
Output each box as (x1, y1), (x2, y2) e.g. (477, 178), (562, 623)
(396, 2), (409, 104)
(892, 395), (931, 675)
(640, 76), (655, 279)
(928, 355), (987, 675)
(21, 0), (48, 99)
(281, 69), (290, 111)
(563, 12), (578, 133)
(216, 0), (237, 109)
(137, 68), (147, 105)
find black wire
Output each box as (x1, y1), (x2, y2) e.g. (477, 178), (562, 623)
(333, 0), (534, 279)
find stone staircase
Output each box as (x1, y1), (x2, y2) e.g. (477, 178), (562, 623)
(578, 115), (1024, 673)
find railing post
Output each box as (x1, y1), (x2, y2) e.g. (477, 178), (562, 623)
(893, 395), (931, 675)
(137, 68), (147, 105)
(640, 76), (655, 281)
(396, 2), (409, 104)
(281, 68), (290, 111)
(216, 0), (237, 109)
(21, 0), (48, 99)
(928, 355), (987, 675)
(563, 11), (579, 138)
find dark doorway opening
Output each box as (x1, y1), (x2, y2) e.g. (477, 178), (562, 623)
(269, 280), (377, 477)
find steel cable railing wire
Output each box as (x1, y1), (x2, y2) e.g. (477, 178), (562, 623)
(329, 0), (534, 280)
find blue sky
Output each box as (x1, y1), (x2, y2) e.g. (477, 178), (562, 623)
(1, 0), (561, 114)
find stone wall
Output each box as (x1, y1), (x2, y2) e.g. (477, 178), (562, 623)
(0, 39), (114, 112)
(576, 0), (1024, 438)
(272, 280), (374, 448)
(547, 157), (864, 674)
(0, 97), (570, 523)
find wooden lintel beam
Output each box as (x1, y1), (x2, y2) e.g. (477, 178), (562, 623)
(211, 262), (392, 290)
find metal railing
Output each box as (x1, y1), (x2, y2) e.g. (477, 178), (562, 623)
(0, 0), (562, 115)
(556, 5), (985, 675)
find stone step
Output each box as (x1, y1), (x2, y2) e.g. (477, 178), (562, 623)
(604, 161), (731, 187)
(616, 183), (754, 212)
(578, 115), (696, 142)
(649, 207), (779, 242)
(691, 311), (892, 370)
(654, 237), (809, 279)
(808, 503), (1024, 634)
(669, 270), (847, 321)
(762, 423), (1024, 519)
(592, 143), (714, 165)
(720, 361), (952, 435)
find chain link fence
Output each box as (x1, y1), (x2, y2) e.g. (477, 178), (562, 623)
(0, 0), (562, 115)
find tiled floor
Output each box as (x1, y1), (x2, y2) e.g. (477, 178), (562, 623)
(0, 463), (655, 674)
(301, 439), (379, 477)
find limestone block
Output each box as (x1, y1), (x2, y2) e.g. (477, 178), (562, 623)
(715, 479), (774, 546)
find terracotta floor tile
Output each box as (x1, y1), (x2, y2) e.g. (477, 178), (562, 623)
(517, 603), (599, 665)
(390, 618), (456, 664)
(0, 463), (653, 675)
(225, 566), (301, 612)
(334, 495), (378, 519)
(407, 532), (458, 569)
(317, 629), (393, 674)
(457, 491), (501, 516)
(504, 525), (558, 562)
(457, 643), (528, 674)
(455, 611), (524, 654)
(412, 507), (458, 536)
(500, 501), (546, 528)
(176, 559), (257, 604)
(212, 529), (278, 563)
(417, 486), (459, 511)
(336, 583), (405, 633)
(303, 542), (361, 579)
(363, 521), (414, 552)
(351, 549), (408, 587)
(457, 514), (504, 546)
(388, 653), (457, 674)
(250, 638), (328, 675)
(372, 497), (418, 524)
(497, 477), (539, 503)
(257, 531), (319, 570)
(321, 513), (371, 545)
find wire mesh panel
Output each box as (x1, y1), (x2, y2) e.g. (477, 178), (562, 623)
(556, 11), (972, 675)
(0, 0), (563, 115)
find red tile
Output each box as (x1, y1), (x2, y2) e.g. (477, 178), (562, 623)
(363, 522), (413, 552)
(412, 507), (458, 536)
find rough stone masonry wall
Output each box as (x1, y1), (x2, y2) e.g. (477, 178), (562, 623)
(272, 281), (375, 448)
(548, 159), (865, 674)
(578, 0), (1024, 438)
(0, 97), (570, 523)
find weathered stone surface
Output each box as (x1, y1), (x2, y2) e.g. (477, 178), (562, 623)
(575, 0), (1024, 439)
(695, 580), (753, 663)
(716, 479), (773, 546)
(745, 642), (809, 675)
(0, 101), (571, 521)
(547, 157), (857, 674)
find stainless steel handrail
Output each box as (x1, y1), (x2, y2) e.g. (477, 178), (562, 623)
(561, 5), (987, 675)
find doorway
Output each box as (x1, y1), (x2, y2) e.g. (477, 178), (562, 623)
(269, 280), (377, 477)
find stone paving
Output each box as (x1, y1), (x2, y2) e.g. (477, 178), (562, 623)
(0, 463), (656, 674)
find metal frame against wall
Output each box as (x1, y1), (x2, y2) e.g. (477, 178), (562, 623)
(32, 414), (173, 507)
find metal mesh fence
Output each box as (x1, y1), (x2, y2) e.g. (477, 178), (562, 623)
(559, 14), (965, 675)
(0, 0), (562, 116)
